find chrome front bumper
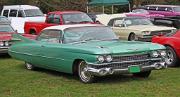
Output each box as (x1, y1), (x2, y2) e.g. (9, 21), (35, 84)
(87, 62), (166, 76)
(0, 47), (9, 53)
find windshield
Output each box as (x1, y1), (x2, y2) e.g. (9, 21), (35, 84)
(63, 26), (118, 43)
(173, 7), (180, 12)
(62, 13), (93, 24)
(24, 9), (44, 17)
(124, 18), (153, 26)
(132, 9), (149, 14)
(0, 25), (14, 32)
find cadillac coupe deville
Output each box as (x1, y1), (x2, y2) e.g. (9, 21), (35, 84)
(9, 24), (167, 83)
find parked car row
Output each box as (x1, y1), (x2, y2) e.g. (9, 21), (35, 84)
(1, 4), (180, 83)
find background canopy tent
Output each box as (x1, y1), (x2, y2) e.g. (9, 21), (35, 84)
(87, 0), (130, 13)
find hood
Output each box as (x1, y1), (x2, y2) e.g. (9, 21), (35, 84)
(127, 25), (176, 31)
(66, 40), (165, 55)
(0, 32), (14, 41)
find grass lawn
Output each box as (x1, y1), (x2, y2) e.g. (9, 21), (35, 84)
(0, 55), (180, 97)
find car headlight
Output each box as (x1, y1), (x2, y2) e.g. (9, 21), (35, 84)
(171, 29), (177, 33)
(4, 41), (9, 46)
(151, 51), (159, 58)
(159, 50), (166, 57)
(106, 55), (113, 62)
(0, 42), (4, 46)
(97, 56), (105, 63)
(142, 31), (151, 35)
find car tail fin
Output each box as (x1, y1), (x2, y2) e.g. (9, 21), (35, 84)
(11, 34), (36, 43)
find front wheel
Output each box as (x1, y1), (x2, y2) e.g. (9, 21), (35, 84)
(133, 71), (151, 78)
(78, 61), (95, 83)
(165, 46), (179, 67)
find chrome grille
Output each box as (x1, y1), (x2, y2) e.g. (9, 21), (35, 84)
(150, 30), (171, 36)
(92, 60), (160, 69)
(112, 54), (150, 62)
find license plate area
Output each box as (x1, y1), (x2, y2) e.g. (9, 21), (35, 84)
(128, 65), (141, 73)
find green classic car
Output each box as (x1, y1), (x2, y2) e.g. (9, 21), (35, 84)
(9, 24), (167, 83)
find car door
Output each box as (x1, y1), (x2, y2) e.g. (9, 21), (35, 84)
(109, 18), (129, 40)
(36, 29), (64, 70)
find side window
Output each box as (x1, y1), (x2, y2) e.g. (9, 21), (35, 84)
(46, 14), (54, 23)
(157, 7), (166, 11)
(37, 30), (62, 43)
(9, 10), (17, 17)
(18, 10), (24, 17)
(149, 6), (157, 10)
(54, 14), (60, 24)
(3, 10), (9, 17)
(166, 7), (173, 11)
(112, 19), (124, 27)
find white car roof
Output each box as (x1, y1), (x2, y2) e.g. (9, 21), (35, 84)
(43, 24), (104, 31)
(3, 5), (39, 10)
(96, 13), (126, 26)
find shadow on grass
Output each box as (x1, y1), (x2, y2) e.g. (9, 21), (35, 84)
(0, 54), (11, 59)
(18, 64), (155, 84)
(18, 64), (77, 80)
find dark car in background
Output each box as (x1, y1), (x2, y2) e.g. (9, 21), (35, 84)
(153, 17), (180, 29)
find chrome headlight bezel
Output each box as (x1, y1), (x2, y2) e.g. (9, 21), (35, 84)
(151, 51), (159, 58)
(0, 41), (4, 46)
(97, 56), (105, 63)
(4, 41), (9, 46)
(159, 50), (167, 57)
(106, 55), (113, 62)
(97, 55), (113, 63)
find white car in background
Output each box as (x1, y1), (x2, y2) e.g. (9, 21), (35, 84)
(96, 14), (176, 42)
(1, 5), (46, 33)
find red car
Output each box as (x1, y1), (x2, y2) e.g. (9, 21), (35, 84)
(24, 11), (95, 35)
(152, 30), (180, 67)
(0, 16), (36, 54)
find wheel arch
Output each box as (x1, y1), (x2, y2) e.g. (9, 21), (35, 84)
(128, 32), (135, 41)
(72, 59), (85, 75)
(29, 28), (37, 34)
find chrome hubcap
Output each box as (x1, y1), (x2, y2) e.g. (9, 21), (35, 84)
(78, 61), (92, 82)
(26, 63), (33, 70)
(166, 50), (174, 65)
